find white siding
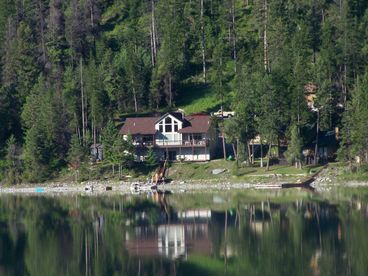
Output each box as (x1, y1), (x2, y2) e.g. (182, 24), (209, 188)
(155, 114), (183, 146)
(177, 148), (210, 161)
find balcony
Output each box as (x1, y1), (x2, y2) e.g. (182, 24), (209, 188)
(155, 139), (209, 147)
(132, 141), (154, 147)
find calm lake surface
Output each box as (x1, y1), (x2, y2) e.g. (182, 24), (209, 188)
(0, 188), (368, 276)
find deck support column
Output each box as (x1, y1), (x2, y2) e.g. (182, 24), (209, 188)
(191, 133), (194, 161)
(205, 144), (207, 161)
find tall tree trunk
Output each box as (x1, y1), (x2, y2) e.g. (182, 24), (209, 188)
(151, 0), (157, 61)
(168, 73), (172, 107)
(222, 131), (227, 160)
(266, 143), (272, 171)
(260, 138), (264, 168)
(38, 0), (47, 66)
(150, 26), (155, 66)
(343, 63), (347, 107)
(200, 0), (206, 83)
(236, 138), (240, 161)
(314, 110), (320, 165)
(133, 83), (138, 112)
(85, 83), (88, 131)
(80, 58), (85, 143)
(232, 143), (237, 160)
(231, 0), (237, 72)
(263, 0), (269, 73)
(88, 0), (96, 54)
(93, 116), (96, 145)
(247, 140), (251, 165)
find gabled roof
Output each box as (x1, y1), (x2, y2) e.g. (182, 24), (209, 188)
(155, 112), (184, 124)
(120, 117), (158, 135)
(119, 114), (212, 135)
(179, 115), (211, 134)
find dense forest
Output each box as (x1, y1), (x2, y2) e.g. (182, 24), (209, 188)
(1, 0), (368, 183)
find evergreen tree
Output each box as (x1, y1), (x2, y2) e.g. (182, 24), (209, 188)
(22, 76), (59, 182)
(101, 120), (117, 166)
(285, 125), (303, 168)
(67, 134), (86, 170)
(4, 135), (22, 185)
(145, 147), (158, 168)
(338, 70), (368, 164)
(66, 133), (86, 182)
(1, 0), (368, 179)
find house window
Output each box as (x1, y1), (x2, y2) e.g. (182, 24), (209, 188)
(165, 117), (172, 132)
(165, 150), (177, 161)
(165, 124), (172, 132)
(174, 122), (178, 132)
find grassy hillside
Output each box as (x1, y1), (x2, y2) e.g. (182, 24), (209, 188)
(176, 83), (234, 115)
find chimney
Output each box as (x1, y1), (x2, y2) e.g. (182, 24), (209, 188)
(177, 108), (185, 119)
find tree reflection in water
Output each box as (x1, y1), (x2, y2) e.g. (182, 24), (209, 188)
(0, 189), (367, 275)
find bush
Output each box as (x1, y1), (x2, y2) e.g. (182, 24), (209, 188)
(145, 148), (158, 168)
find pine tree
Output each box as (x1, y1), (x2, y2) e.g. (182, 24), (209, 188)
(66, 133), (86, 181)
(285, 125), (303, 168)
(338, 70), (368, 164)
(5, 135), (22, 185)
(145, 147), (158, 168)
(67, 134), (86, 170)
(22, 76), (59, 182)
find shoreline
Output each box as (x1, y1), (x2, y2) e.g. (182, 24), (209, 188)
(1, 176), (368, 195)
(0, 180), (267, 195)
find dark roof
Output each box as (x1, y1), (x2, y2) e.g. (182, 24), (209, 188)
(317, 130), (338, 147)
(307, 129), (338, 148)
(120, 114), (212, 135)
(120, 117), (158, 135)
(179, 115), (211, 134)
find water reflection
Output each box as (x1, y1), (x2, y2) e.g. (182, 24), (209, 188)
(126, 208), (212, 259)
(0, 189), (367, 275)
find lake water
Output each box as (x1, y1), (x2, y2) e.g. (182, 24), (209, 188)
(0, 188), (367, 276)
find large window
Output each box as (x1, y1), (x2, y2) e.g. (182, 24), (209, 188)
(158, 116), (180, 133)
(165, 124), (172, 132)
(165, 117), (173, 132)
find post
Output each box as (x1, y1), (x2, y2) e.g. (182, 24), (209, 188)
(260, 137), (264, 168)
(80, 58), (85, 143)
(222, 131), (227, 160)
(314, 109), (320, 165)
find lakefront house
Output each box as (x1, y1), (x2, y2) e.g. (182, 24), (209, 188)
(119, 112), (218, 161)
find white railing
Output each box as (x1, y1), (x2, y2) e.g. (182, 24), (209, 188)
(155, 139), (208, 146)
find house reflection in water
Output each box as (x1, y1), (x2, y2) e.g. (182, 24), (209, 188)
(125, 209), (212, 259)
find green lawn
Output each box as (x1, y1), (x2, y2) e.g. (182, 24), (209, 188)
(167, 159), (323, 183)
